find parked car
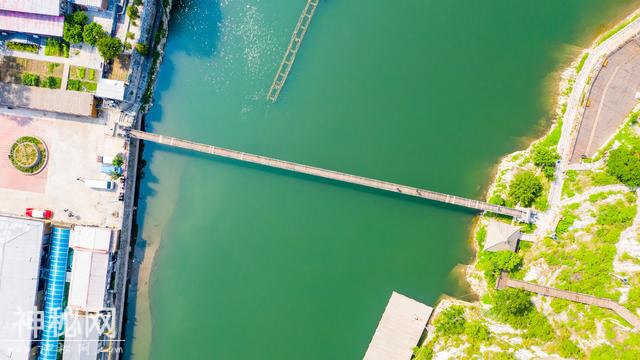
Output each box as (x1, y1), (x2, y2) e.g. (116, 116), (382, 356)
(25, 208), (53, 219)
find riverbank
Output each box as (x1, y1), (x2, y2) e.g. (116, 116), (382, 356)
(417, 8), (640, 359)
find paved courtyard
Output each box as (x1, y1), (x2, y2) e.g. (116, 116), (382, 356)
(571, 39), (640, 163)
(0, 113), (125, 227)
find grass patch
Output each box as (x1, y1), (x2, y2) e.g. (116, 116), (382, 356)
(6, 42), (39, 54)
(66, 79), (97, 92)
(576, 53), (589, 74)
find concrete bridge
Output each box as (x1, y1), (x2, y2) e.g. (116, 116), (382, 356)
(128, 130), (533, 222)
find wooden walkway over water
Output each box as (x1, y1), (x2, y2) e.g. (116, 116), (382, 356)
(129, 130), (532, 221)
(497, 272), (640, 329)
(267, 0), (319, 102)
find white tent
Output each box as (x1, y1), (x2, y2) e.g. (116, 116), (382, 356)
(70, 226), (112, 253)
(484, 220), (521, 252)
(68, 250), (109, 312)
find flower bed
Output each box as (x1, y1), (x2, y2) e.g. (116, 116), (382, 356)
(8, 136), (48, 174)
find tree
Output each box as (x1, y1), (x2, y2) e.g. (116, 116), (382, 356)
(83, 22), (107, 46)
(112, 154), (124, 167)
(492, 289), (533, 323)
(435, 306), (466, 336)
(606, 146), (640, 187)
(508, 171), (542, 207)
(478, 251), (522, 285)
(532, 145), (560, 179)
(133, 0), (143, 5)
(63, 11), (88, 44)
(97, 37), (123, 61)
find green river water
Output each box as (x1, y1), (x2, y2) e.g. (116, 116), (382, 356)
(125, 0), (640, 359)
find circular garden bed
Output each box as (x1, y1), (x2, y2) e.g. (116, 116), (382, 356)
(9, 136), (48, 175)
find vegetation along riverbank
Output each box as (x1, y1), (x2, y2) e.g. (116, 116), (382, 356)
(414, 9), (640, 359)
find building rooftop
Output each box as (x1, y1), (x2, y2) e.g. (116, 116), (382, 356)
(363, 292), (433, 360)
(69, 0), (108, 10)
(0, 83), (96, 117)
(0, 216), (45, 360)
(484, 220), (521, 252)
(0, 0), (60, 16)
(62, 313), (100, 360)
(95, 79), (126, 101)
(0, 10), (64, 37)
(68, 250), (109, 312)
(70, 226), (112, 253)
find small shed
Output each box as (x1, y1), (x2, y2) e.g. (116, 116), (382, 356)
(484, 220), (521, 252)
(95, 78), (126, 101)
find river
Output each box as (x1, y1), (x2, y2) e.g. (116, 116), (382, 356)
(125, 0), (640, 358)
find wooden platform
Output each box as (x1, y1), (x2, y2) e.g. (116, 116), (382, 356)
(128, 130), (532, 221)
(363, 292), (433, 360)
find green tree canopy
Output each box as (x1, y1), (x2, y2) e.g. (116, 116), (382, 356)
(63, 11), (88, 44)
(606, 146), (640, 187)
(532, 145), (560, 179)
(435, 305), (466, 336)
(508, 171), (543, 207)
(493, 289), (533, 323)
(478, 251), (522, 285)
(83, 22), (107, 46)
(97, 37), (123, 61)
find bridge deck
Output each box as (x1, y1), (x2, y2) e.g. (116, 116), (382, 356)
(267, 0), (319, 102)
(129, 130), (530, 221)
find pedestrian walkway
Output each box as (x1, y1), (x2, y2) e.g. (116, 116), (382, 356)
(496, 272), (640, 329)
(61, 63), (70, 90)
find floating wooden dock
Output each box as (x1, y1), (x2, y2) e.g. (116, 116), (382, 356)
(129, 130), (533, 222)
(363, 292), (433, 360)
(267, 0), (319, 102)
(497, 272), (640, 329)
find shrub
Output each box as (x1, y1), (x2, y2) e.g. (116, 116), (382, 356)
(435, 306), (466, 336)
(136, 42), (149, 55)
(532, 144), (560, 179)
(76, 67), (86, 79)
(127, 31), (135, 39)
(464, 321), (490, 342)
(133, 0), (143, 5)
(508, 171), (543, 207)
(478, 251), (522, 285)
(112, 154), (124, 167)
(88, 69), (96, 81)
(83, 22), (107, 46)
(44, 38), (67, 57)
(476, 225), (487, 248)
(127, 5), (139, 20)
(97, 37), (123, 61)
(21, 73), (40, 86)
(43, 76), (60, 89)
(6, 42), (39, 53)
(606, 146), (640, 187)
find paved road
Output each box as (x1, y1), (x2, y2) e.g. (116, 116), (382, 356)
(536, 16), (640, 238)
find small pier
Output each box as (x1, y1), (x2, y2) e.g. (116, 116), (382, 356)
(497, 272), (640, 329)
(267, 0), (319, 102)
(364, 292), (433, 360)
(128, 130), (532, 221)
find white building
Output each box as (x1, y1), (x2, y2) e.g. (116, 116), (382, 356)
(67, 226), (113, 313)
(0, 216), (46, 360)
